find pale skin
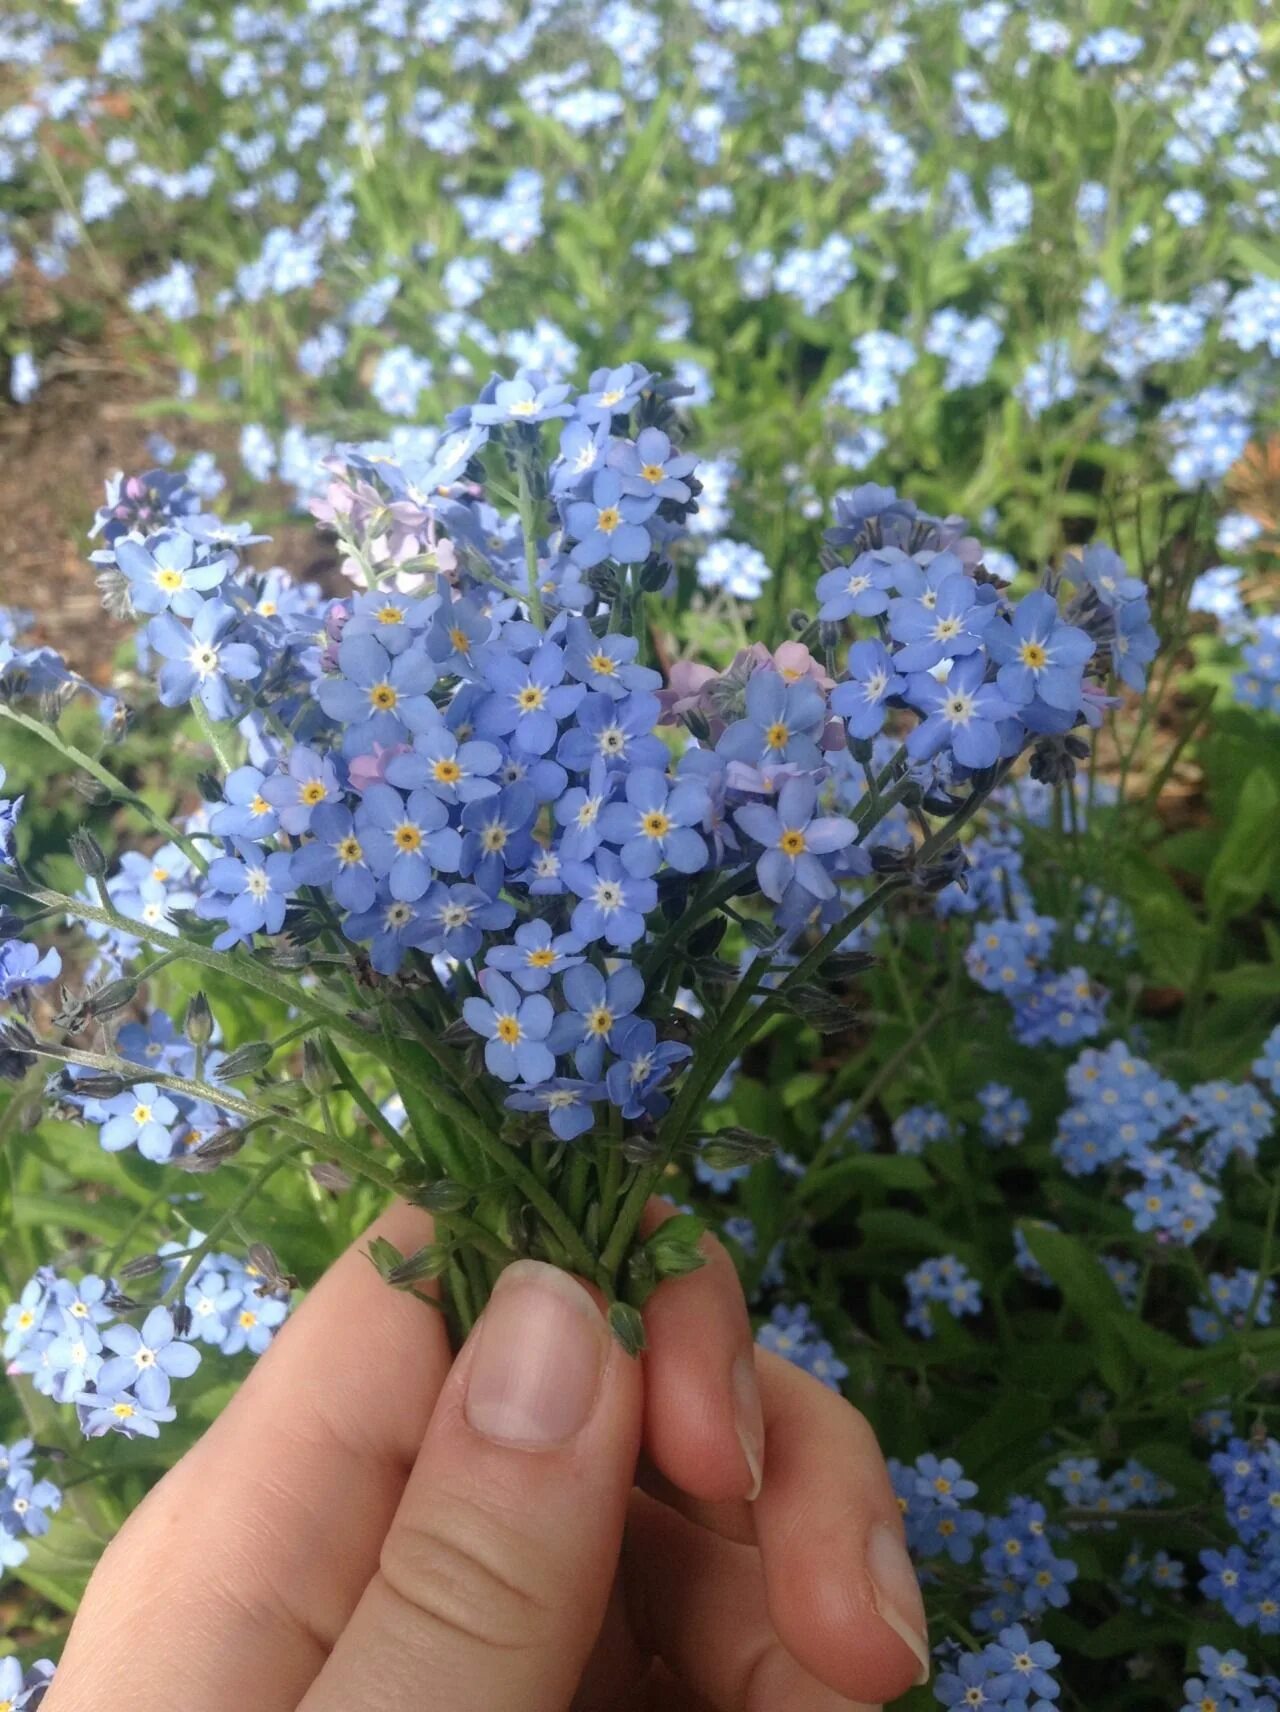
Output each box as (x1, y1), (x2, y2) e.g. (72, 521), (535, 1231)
(43, 1202), (929, 1712)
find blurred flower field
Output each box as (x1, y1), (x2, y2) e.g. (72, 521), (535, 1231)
(1, 1), (1279, 1707)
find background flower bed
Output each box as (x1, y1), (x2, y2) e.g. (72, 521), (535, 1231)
(1, 1), (1279, 1708)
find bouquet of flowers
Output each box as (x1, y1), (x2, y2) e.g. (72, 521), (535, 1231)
(0, 364), (1159, 1693)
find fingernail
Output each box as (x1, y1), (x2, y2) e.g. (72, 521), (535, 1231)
(465, 1260), (607, 1449)
(731, 1353), (765, 1501)
(867, 1522), (930, 1686)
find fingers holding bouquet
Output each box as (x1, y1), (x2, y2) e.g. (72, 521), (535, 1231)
(43, 1202), (925, 1712)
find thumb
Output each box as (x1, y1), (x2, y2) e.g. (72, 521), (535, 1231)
(298, 1261), (642, 1712)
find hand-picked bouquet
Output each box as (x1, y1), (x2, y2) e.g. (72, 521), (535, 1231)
(0, 363), (1151, 1465)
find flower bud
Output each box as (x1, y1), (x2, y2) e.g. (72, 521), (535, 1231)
(59, 1067), (126, 1100)
(184, 991), (214, 1047)
(643, 1213), (709, 1282)
(213, 1040), (273, 1080)
(117, 1252), (163, 1281)
(697, 1127), (776, 1170)
(69, 828), (107, 879)
(607, 1300), (647, 1357)
(301, 1037), (332, 1095)
(70, 774), (113, 804)
(415, 1179), (474, 1214)
(638, 554), (670, 593)
(83, 976), (137, 1020)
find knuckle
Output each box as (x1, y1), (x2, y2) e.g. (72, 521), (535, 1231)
(377, 1505), (551, 1654)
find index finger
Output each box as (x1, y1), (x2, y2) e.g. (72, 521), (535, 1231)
(45, 1202), (451, 1712)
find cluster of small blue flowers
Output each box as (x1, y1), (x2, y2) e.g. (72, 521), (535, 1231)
(3, 1), (1274, 551)
(0, 1436), (61, 1573)
(815, 533), (1148, 778)
(1201, 1438), (1280, 1635)
(63, 1008), (242, 1163)
(1, 1245), (289, 1441)
(29, 371), (1148, 1165)
(1191, 1266), (1280, 1342)
(1046, 1454), (1174, 1518)
(754, 1303), (848, 1391)
(977, 1082), (1029, 1148)
(1233, 616), (1280, 718)
(935, 1626), (1062, 1712)
(963, 909), (1107, 1049)
(904, 1256), (983, 1337)
(894, 1450), (1079, 1663)
(1179, 1649), (1277, 1712)
(1054, 1040), (1274, 1247)
(892, 1103), (952, 1154)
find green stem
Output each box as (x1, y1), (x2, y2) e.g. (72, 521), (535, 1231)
(105, 1182), (176, 1273)
(465, 1124), (597, 1276)
(27, 1039), (403, 1195)
(638, 867), (749, 981)
(162, 1141), (308, 1305)
(0, 704), (208, 871)
(516, 459), (546, 630)
(325, 1038), (406, 1154)
(437, 1212), (516, 1268)
(799, 1003), (953, 1194)
(193, 700), (238, 777)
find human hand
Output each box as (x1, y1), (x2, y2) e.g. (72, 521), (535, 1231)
(43, 1204), (929, 1711)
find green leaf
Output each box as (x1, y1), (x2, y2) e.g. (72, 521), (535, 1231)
(1206, 768), (1280, 921)
(12, 1191), (138, 1241)
(782, 1070), (827, 1109)
(1019, 1224), (1135, 1393)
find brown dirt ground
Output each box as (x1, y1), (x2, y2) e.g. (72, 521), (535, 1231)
(0, 275), (324, 685)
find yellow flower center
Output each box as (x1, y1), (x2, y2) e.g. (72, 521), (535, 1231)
(433, 758), (462, 784)
(376, 605), (404, 625)
(588, 652), (617, 675)
(300, 779), (328, 806)
(1018, 640), (1048, 669)
(481, 824), (507, 852)
(132, 1103), (153, 1126)
(586, 1004), (614, 1036)
(598, 388), (625, 407)
(508, 398), (540, 416)
(764, 720), (789, 750)
(526, 947), (558, 968)
(250, 794), (271, 817)
(596, 506), (622, 534)
(641, 810), (672, 839)
(111, 1401), (135, 1419)
(394, 823), (423, 853)
(495, 1015), (521, 1044)
(337, 836), (363, 864)
(156, 567), (184, 591)
(449, 626), (471, 654)
(369, 682), (398, 711)
(238, 1310), (258, 1329)
(517, 684), (545, 711)
(779, 828), (806, 856)
(640, 462), (665, 483)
